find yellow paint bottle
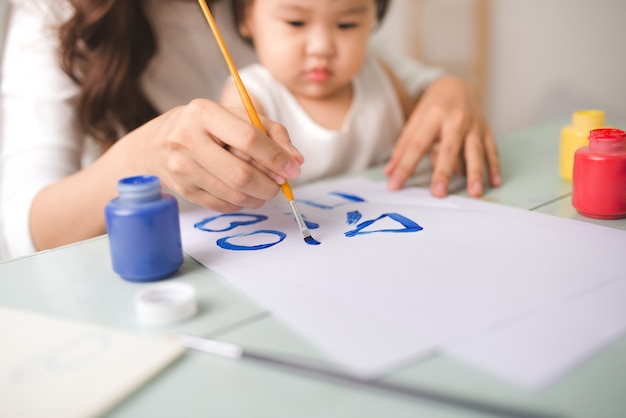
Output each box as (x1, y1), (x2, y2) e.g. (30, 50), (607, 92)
(560, 110), (605, 182)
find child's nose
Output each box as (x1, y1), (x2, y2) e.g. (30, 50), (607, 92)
(305, 25), (336, 57)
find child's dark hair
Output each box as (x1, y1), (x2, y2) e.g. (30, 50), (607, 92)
(232, 0), (391, 44)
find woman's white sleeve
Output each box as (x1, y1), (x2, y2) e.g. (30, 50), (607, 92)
(0, 2), (82, 260)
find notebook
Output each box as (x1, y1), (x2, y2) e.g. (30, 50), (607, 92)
(0, 306), (184, 418)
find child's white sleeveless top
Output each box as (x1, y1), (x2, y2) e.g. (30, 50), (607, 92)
(238, 54), (405, 186)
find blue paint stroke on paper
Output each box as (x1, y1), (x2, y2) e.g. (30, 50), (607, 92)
(283, 212), (320, 230)
(304, 236), (321, 246)
(346, 210), (362, 225)
(194, 213), (267, 232)
(330, 192), (366, 202)
(217, 230), (286, 251)
(297, 200), (335, 210)
(345, 213), (423, 237)
(297, 192), (366, 210)
(304, 217), (320, 230)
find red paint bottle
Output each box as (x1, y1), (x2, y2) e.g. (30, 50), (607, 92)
(572, 128), (626, 219)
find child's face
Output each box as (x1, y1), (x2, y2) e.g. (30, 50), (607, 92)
(240, 0), (377, 101)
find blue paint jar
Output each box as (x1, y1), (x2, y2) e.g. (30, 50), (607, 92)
(105, 175), (183, 282)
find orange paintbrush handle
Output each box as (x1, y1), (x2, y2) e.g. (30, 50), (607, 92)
(197, 0), (295, 202)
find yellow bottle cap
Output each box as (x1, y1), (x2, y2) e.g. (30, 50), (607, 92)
(572, 109), (605, 129)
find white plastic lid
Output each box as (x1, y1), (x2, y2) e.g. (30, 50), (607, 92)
(134, 282), (197, 326)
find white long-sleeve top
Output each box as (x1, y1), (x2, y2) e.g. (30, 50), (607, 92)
(0, 0), (443, 261)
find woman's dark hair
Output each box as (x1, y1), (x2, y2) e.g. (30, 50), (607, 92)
(57, 0), (382, 146)
(232, 0), (392, 44)
(58, 0), (159, 146)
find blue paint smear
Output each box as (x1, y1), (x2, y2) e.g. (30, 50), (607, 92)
(345, 213), (423, 237)
(297, 192), (366, 210)
(194, 213), (267, 232)
(346, 210), (362, 225)
(304, 236), (321, 246)
(304, 218), (320, 229)
(330, 192), (366, 202)
(217, 230), (286, 251)
(297, 200), (335, 210)
(282, 212), (320, 230)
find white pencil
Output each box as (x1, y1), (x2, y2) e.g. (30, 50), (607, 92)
(175, 334), (560, 418)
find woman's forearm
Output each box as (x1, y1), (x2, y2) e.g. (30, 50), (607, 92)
(29, 133), (145, 251)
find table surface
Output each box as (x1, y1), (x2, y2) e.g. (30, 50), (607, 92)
(2, 120), (625, 418)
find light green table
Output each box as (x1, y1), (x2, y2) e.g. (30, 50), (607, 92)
(1, 121), (625, 418)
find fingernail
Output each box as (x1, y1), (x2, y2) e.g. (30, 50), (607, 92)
(471, 181), (482, 196)
(493, 174), (502, 186)
(283, 159), (300, 178)
(388, 176), (402, 190)
(291, 144), (304, 162)
(433, 181), (446, 196)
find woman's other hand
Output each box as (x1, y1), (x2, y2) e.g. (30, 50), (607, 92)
(384, 76), (501, 197)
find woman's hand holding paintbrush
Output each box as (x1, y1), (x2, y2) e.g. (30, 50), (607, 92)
(197, 0), (319, 245)
(219, 108), (304, 185)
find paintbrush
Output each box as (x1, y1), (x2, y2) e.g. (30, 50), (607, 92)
(197, 0), (318, 245)
(176, 334), (561, 418)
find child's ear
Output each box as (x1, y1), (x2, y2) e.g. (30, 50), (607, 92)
(238, 21), (251, 38)
(371, 17), (380, 32)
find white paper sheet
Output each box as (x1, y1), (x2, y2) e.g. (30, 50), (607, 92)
(180, 177), (626, 386)
(443, 278), (626, 390)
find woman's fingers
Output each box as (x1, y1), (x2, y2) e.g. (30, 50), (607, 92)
(385, 76), (501, 198)
(384, 106), (441, 190)
(428, 107), (467, 196)
(176, 155), (269, 212)
(191, 100), (302, 182)
(145, 99), (302, 211)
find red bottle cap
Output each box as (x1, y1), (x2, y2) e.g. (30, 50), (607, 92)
(588, 128), (626, 142)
